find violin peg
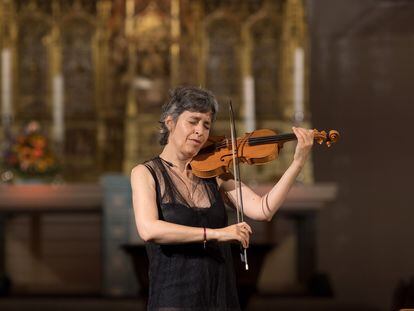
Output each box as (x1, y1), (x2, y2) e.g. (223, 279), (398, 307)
(328, 130), (340, 143)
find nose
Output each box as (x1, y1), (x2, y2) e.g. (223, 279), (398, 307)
(194, 122), (203, 135)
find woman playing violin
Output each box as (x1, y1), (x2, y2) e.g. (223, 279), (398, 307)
(131, 85), (315, 310)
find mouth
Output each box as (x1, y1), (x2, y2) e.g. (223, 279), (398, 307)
(189, 138), (202, 145)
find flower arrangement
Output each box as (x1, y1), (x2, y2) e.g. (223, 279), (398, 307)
(2, 121), (60, 179)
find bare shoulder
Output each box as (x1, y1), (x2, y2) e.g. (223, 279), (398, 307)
(130, 163), (159, 222)
(130, 164), (155, 189)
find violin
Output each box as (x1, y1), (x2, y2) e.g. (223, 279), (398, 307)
(190, 128), (340, 178)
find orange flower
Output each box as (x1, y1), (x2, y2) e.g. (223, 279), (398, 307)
(33, 148), (44, 158)
(36, 160), (48, 172)
(31, 136), (46, 149)
(4, 121), (59, 176)
(16, 135), (25, 144)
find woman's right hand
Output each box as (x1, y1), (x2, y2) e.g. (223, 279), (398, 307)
(214, 222), (252, 248)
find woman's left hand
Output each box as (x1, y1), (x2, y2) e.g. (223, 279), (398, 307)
(292, 127), (314, 167)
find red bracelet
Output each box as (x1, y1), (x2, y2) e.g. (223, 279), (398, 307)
(203, 227), (207, 249)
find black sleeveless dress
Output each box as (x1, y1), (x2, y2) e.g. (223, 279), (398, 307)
(143, 157), (240, 311)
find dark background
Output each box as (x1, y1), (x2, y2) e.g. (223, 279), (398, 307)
(309, 0), (414, 309)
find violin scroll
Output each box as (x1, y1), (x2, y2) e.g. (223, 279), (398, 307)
(313, 129), (340, 147)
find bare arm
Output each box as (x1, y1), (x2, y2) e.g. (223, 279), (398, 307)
(218, 127), (314, 222)
(131, 164), (252, 247)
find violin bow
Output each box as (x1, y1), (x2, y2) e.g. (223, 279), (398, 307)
(229, 101), (249, 271)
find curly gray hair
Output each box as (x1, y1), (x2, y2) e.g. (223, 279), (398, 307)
(159, 86), (219, 145)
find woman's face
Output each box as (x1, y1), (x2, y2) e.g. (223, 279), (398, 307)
(167, 110), (212, 158)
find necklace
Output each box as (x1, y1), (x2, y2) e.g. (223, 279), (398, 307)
(159, 156), (200, 201)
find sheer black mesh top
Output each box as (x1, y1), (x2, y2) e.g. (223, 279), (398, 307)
(143, 156), (240, 311)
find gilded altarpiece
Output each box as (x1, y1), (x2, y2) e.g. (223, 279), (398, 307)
(61, 3), (102, 181)
(280, 0), (313, 183)
(0, 0), (17, 144)
(0, 0), (311, 183)
(204, 12), (241, 120)
(104, 1), (129, 172)
(123, 0), (172, 172)
(16, 4), (51, 122)
(0, 0), (114, 181)
(249, 3), (283, 119)
(175, 0), (311, 183)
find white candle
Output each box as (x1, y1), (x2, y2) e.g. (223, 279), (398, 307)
(1, 48), (12, 128)
(293, 47), (304, 123)
(52, 74), (64, 143)
(125, 0), (135, 36)
(243, 75), (255, 132)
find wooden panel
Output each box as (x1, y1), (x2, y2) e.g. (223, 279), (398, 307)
(5, 213), (101, 294)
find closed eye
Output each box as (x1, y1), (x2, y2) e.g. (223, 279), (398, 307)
(187, 116), (211, 129)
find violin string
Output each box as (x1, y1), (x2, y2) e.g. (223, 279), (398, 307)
(248, 134), (297, 145)
(247, 131), (324, 145)
(211, 133), (297, 150)
(210, 130), (327, 150)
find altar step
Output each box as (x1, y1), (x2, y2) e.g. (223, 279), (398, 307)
(0, 296), (380, 311)
(248, 296), (380, 311)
